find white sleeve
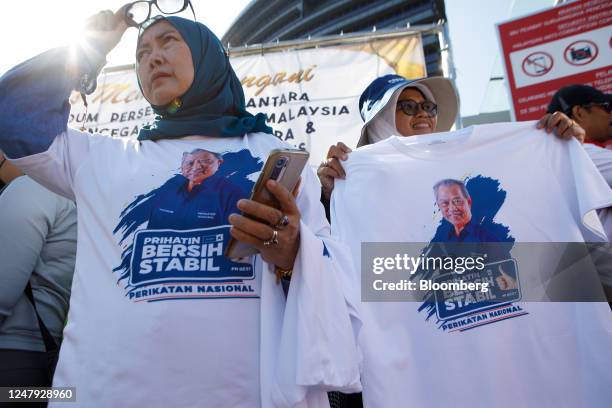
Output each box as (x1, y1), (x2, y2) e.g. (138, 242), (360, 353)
(0, 177), (53, 324)
(552, 139), (612, 242)
(295, 165), (362, 348)
(584, 144), (612, 187)
(272, 165), (362, 405)
(7, 128), (95, 201)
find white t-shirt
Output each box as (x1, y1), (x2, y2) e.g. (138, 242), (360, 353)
(584, 143), (612, 286)
(584, 142), (612, 237)
(584, 143), (612, 187)
(331, 122), (612, 408)
(11, 129), (361, 407)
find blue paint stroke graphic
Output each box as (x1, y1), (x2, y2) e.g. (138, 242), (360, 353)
(112, 149), (262, 285)
(416, 175), (516, 325)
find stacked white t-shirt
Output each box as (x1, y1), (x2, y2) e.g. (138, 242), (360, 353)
(584, 143), (612, 286)
(11, 129), (360, 407)
(332, 122), (612, 408)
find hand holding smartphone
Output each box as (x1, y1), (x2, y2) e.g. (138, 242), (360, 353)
(226, 149), (310, 260)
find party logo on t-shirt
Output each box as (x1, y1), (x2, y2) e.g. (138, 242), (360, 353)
(112, 148), (263, 302)
(414, 176), (528, 332)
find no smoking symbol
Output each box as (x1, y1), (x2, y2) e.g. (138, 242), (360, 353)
(522, 52), (553, 77)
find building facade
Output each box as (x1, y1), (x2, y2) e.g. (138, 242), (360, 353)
(222, 0), (447, 77)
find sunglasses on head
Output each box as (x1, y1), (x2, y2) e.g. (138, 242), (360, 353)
(125, 0), (195, 28)
(396, 100), (438, 117)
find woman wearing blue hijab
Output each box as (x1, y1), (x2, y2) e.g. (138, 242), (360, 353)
(0, 9), (360, 407)
(135, 15), (272, 140)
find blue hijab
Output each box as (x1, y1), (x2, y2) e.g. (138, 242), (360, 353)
(137, 16), (272, 141)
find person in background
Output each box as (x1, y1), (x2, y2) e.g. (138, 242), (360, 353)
(0, 150), (23, 191)
(0, 150), (77, 394)
(545, 85), (611, 147)
(545, 84), (612, 303)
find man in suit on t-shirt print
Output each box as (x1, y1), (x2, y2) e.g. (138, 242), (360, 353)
(432, 178), (517, 290)
(146, 148), (245, 230)
(433, 178), (500, 243)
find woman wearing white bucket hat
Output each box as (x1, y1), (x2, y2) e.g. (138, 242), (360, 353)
(317, 74), (583, 212)
(318, 74), (459, 211)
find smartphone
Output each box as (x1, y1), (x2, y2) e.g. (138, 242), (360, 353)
(225, 149), (310, 260)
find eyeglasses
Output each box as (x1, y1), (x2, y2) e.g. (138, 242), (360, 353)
(583, 102), (611, 114)
(396, 100), (438, 117)
(186, 158), (218, 167)
(437, 197), (466, 209)
(124, 0), (194, 28)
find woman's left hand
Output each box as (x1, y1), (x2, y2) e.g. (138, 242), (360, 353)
(536, 111), (585, 143)
(229, 179), (301, 270)
(83, 6), (130, 57)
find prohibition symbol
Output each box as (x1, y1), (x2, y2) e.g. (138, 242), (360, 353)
(522, 52), (553, 77)
(564, 40), (598, 66)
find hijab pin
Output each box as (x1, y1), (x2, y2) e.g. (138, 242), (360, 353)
(167, 98), (182, 114)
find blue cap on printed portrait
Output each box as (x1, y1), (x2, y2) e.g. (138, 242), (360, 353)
(357, 74), (459, 147)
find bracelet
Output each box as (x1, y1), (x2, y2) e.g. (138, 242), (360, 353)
(274, 265), (293, 284)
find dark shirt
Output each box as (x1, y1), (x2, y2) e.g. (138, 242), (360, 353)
(147, 174), (246, 230)
(431, 220), (512, 262)
(443, 220), (501, 243)
(321, 189), (331, 222)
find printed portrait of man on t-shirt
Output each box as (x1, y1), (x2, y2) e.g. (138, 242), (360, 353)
(111, 147), (258, 301)
(146, 148), (246, 230)
(182, 149), (224, 192)
(423, 177), (521, 323)
(433, 179), (501, 243)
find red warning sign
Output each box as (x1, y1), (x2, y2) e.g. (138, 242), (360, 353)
(497, 0), (611, 121)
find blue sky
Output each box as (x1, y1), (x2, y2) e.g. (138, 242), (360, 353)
(446, 0), (555, 116)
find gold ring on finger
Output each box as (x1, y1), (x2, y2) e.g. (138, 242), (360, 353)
(263, 230), (279, 247)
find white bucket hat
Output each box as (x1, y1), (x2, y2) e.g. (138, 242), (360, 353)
(357, 75), (459, 147)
